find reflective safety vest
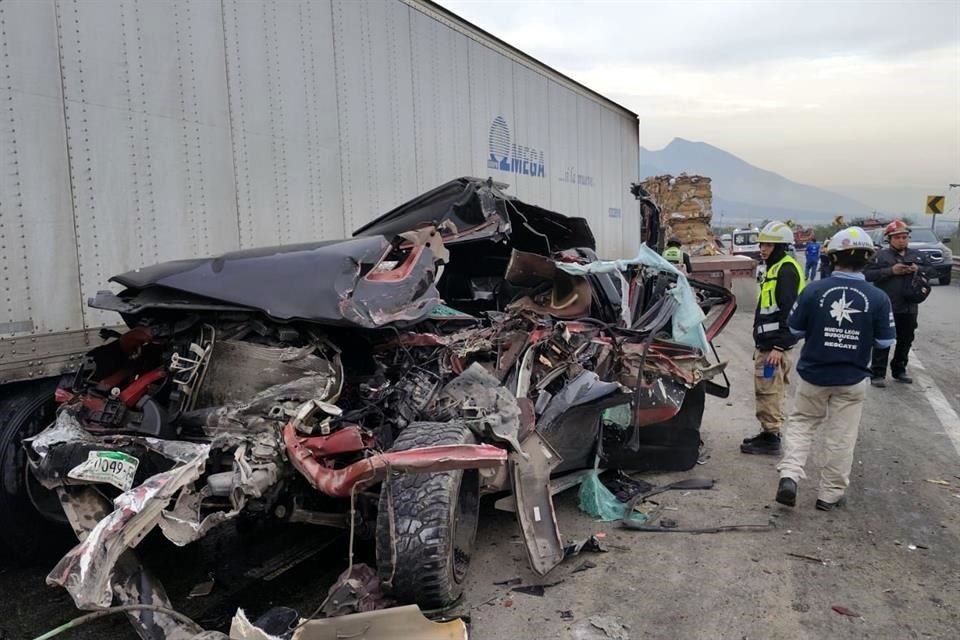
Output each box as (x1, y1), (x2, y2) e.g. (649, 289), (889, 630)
(663, 246), (683, 264)
(758, 254), (805, 317)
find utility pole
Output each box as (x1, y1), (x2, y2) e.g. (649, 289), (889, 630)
(951, 183), (960, 238)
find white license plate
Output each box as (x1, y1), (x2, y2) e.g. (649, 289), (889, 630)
(68, 450), (140, 491)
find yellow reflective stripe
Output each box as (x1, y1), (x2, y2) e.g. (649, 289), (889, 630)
(759, 255), (804, 311)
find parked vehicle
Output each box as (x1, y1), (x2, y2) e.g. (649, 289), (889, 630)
(793, 226), (816, 248)
(731, 228), (762, 262)
(867, 227), (953, 285)
(19, 179), (735, 639)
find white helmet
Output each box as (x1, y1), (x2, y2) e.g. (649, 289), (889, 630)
(757, 221), (794, 244)
(826, 226), (875, 255)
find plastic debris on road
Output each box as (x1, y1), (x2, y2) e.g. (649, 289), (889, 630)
(578, 470), (647, 523)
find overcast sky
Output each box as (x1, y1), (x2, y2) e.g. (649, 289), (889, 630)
(437, 0), (960, 194)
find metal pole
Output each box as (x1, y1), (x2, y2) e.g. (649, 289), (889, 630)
(951, 184), (960, 238)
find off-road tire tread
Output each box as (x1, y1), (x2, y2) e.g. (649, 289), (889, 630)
(375, 421), (477, 608)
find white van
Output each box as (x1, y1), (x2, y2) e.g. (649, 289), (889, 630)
(731, 228), (761, 261)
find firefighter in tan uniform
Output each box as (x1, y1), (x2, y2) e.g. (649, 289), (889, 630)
(741, 221), (805, 455)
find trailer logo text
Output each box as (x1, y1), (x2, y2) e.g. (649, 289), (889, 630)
(487, 116), (545, 178)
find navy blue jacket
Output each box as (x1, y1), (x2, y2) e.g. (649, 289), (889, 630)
(788, 272), (896, 386)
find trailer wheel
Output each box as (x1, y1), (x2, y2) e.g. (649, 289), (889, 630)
(375, 421), (480, 608)
(0, 379), (72, 561)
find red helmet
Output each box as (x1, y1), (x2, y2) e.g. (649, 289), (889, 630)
(884, 220), (909, 238)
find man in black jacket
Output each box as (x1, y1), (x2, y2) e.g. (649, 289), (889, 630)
(864, 220), (931, 387)
(741, 221), (805, 455)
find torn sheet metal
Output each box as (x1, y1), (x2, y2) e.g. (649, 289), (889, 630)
(27, 410), (99, 458)
(229, 605), (468, 640)
(432, 362), (524, 454)
(47, 440), (211, 609)
(505, 249), (593, 319)
(556, 244), (710, 353)
(536, 370), (622, 432)
(510, 431), (564, 576)
(54, 486), (198, 640)
(28, 411), (209, 490)
(159, 484), (244, 547)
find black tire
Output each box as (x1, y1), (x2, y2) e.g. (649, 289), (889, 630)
(940, 271), (952, 286)
(0, 378), (73, 563)
(375, 421), (480, 608)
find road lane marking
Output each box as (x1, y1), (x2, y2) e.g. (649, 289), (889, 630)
(911, 354), (960, 459)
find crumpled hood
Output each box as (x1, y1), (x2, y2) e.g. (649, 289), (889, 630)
(102, 235), (443, 328)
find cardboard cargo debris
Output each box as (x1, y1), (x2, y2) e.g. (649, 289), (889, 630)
(228, 605), (468, 640)
(639, 174), (720, 256)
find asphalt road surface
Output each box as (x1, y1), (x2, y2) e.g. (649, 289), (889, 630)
(1, 279), (958, 640)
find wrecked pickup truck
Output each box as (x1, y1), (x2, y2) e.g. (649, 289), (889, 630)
(18, 177), (735, 639)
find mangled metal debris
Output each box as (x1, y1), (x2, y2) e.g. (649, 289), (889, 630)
(19, 177), (736, 639)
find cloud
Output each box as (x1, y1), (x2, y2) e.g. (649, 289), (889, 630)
(441, 0), (960, 70)
(437, 0), (960, 188)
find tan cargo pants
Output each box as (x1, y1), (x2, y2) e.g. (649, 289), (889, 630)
(776, 378), (867, 503)
(754, 350), (791, 434)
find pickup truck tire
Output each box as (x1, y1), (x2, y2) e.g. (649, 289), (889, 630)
(0, 379), (73, 562)
(940, 270), (952, 286)
(375, 421), (480, 608)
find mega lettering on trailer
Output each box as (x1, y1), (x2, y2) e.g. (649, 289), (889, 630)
(0, 0), (640, 388)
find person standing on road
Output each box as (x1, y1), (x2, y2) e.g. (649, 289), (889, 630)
(804, 238), (821, 282)
(819, 237), (834, 279)
(864, 220), (933, 387)
(775, 227), (896, 510)
(741, 221), (806, 456)
(662, 237), (693, 274)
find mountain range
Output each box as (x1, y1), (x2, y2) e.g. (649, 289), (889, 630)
(639, 138), (876, 227)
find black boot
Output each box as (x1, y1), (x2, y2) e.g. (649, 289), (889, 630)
(775, 478), (797, 507)
(742, 432), (765, 444)
(815, 497), (845, 511)
(740, 432), (781, 455)
(892, 372), (913, 384)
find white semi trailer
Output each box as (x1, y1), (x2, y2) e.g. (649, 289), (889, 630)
(0, 0), (640, 390)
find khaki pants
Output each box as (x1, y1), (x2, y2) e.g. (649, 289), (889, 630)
(754, 350), (791, 433)
(776, 378), (867, 503)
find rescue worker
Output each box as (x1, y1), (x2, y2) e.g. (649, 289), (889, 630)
(804, 238), (821, 282)
(741, 221), (805, 455)
(819, 237), (833, 279)
(864, 220), (932, 387)
(775, 227), (895, 510)
(662, 237), (693, 274)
